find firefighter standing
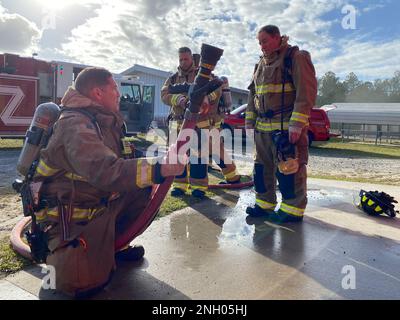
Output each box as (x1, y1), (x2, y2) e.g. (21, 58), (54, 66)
(161, 47), (240, 199)
(33, 67), (185, 297)
(245, 25), (317, 222)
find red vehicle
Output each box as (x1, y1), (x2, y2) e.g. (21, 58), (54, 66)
(222, 104), (331, 145)
(0, 53), (155, 137)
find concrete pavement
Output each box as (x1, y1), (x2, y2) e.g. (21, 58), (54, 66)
(1, 178), (399, 300)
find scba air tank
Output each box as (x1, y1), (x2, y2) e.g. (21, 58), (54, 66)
(17, 103), (60, 177)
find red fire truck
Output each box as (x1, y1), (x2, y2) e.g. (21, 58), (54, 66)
(0, 53), (155, 137)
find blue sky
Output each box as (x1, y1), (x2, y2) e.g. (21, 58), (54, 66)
(0, 0), (399, 88)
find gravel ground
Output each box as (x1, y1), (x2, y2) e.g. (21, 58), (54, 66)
(308, 153), (400, 185)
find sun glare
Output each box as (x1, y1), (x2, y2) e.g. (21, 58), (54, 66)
(36, 0), (83, 10)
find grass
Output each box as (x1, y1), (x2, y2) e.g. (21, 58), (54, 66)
(308, 173), (399, 186)
(311, 138), (400, 159)
(157, 170), (252, 218)
(0, 237), (32, 277)
(158, 189), (218, 219)
(0, 138), (23, 150)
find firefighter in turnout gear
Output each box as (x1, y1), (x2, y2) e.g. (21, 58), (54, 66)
(31, 67), (185, 297)
(245, 25), (317, 223)
(161, 47), (240, 199)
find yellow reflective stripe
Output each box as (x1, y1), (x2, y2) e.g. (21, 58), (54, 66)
(367, 199), (375, 206)
(208, 91), (217, 102)
(171, 94), (183, 107)
(256, 198), (276, 210)
(201, 62), (215, 70)
(199, 72), (212, 79)
(136, 159), (153, 188)
(36, 207), (103, 222)
(64, 172), (88, 182)
(172, 182), (189, 191)
(191, 185), (208, 191)
(246, 111), (257, 120)
(197, 120), (210, 128)
(255, 120), (289, 132)
(280, 203), (304, 217)
(255, 83), (295, 94)
(36, 159), (60, 177)
(375, 205), (382, 212)
(224, 169), (238, 180)
(35, 209), (49, 222)
(291, 112), (309, 124)
(362, 195), (367, 202)
(121, 138), (132, 155)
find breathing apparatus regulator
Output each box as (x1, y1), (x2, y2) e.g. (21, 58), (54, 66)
(358, 190), (398, 218)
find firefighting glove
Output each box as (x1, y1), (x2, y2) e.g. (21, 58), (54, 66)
(288, 126), (302, 144)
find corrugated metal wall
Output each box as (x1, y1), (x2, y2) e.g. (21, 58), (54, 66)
(135, 69), (249, 123)
(231, 91), (247, 110)
(135, 71), (170, 123)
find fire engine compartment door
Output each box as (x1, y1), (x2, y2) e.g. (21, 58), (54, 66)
(140, 85), (155, 130)
(0, 74), (38, 136)
(119, 82), (142, 132)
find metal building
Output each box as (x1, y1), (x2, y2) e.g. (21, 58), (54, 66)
(323, 103), (400, 143)
(121, 64), (249, 126)
(121, 64), (172, 125)
(231, 87), (249, 110)
(325, 103), (400, 125)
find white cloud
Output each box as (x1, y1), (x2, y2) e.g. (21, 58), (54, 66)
(362, 3), (386, 13)
(0, 4), (41, 53)
(60, 0), (350, 89)
(317, 39), (400, 80)
(0, 0), (387, 88)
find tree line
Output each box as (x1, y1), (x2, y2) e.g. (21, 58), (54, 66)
(317, 71), (400, 106)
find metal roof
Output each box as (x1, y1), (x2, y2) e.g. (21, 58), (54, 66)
(324, 103), (400, 125)
(121, 64), (172, 78)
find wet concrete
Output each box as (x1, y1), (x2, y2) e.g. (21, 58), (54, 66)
(1, 178), (400, 299)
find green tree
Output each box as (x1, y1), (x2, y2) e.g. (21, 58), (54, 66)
(343, 72), (361, 96)
(388, 71), (400, 102)
(317, 71), (346, 105)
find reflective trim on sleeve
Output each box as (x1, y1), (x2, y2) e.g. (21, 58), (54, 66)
(171, 94), (184, 107)
(290, 112), (309, 124)
(35, 159), (60, 177)
(245, 111), (257, 121)
(136, 159), (153, 188)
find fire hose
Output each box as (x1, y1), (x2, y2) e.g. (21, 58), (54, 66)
(10, 44), (253, 260)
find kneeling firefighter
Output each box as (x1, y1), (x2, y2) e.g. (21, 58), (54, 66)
(14, 67), (185, 297)
(245, 25), (317, 223)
